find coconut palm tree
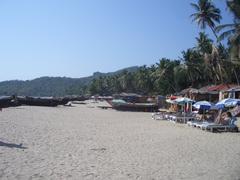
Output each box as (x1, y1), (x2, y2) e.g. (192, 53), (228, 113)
(215, 0), (240, 84)
(195, 32), (213, 54)
(153, 59), (180, 94)
(216, 0), (240, 59)
(181, 49), (205, 86)
(227, 0), (240, 19)
(203, 44), (229, 84)
(190, 0), (222, 40)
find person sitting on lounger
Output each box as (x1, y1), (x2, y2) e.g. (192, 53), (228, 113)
(221, 112), (236, 125)
(228, 112), (237, 126)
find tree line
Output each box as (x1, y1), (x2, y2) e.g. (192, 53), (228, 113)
(88, 0), (240, 96)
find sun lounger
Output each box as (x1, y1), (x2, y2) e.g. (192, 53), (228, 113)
(152, 112), (167, 120)
(203, 116), (239, 132)
(205, 124), (238, 132)
(165, 112), (181, 121)
(187, 120), (202, 127)
(187, 120), (194, 126)
(198, 122), (216, 129)
(152, 111), (175, 120)
(168, 115), (195, 123)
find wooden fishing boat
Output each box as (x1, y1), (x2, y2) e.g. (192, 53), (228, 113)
(109, 99), (158, 112)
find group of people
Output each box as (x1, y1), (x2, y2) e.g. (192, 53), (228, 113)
(196, 109), (237, 126)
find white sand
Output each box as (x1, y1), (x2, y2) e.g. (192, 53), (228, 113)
(0, 101), (240, 180)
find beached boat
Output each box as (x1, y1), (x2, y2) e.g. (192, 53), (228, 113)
(0, 96), (19, 108)
(17, 96), (60, 107)
(109, 99), (158, 112)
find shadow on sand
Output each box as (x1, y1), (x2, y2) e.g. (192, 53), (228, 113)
(0, 141), (27, 149)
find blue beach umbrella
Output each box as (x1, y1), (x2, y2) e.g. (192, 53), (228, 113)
(193, 101), (216, 110)
(216, 98), (240, 109)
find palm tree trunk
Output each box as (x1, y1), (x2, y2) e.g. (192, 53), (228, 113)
(209, 27), (226, 84)
(233, 68), (240, 85)
(238, 45), (240, 59)
(217, 63), (223, 83)
(210, 26), (219, 42)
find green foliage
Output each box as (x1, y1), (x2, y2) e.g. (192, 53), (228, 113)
(190, 0), (222, 40)
(89, 59), (182, 96)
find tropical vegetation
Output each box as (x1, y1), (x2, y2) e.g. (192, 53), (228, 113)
(88, 0), (240, 96)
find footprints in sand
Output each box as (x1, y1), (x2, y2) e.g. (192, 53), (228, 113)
(90, 147), (107, 153)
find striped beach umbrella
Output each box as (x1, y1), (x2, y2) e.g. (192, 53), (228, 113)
(193, 101), (216, 110)
(216, 98), (240, 109)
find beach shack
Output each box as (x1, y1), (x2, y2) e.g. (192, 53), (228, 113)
(223, 86), (240, 99)
(214, 84), (238, 100)
(157, 95), (167, 109)
(179, 84), (237, 103)
(178, 88), (199, 100)
(178, 87), (218, 102)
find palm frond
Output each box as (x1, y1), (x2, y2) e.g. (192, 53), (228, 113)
(230, 32), (240, 42)
(218, 29), (235, 41)
(215, 24), (235, 32)
(190, 3), (200, 11)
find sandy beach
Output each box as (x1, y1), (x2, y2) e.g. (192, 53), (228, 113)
(0, 101), (240, 180)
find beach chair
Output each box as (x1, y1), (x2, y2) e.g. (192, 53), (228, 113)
(187, 113), (201, 127)
(204, 117), (238, 132)
(169, 112), (195, 124)
(152, 112), (165, 120)
(194, 116), (215, 129)
(189, 120), (204, 127)
(205, 124), (238, 132)
(198, 122), (216, 129)
(188, 113), (216, 128)
(168, 112), (183, 123)
(190, 110), (221, 129)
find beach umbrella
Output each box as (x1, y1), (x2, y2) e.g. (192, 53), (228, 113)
(174, 97), (194, 123)
(216, 98), (240, 109)
(175, 97), (194, 105)
(166, 99), (177, 104)
(193, 101), (216, 110)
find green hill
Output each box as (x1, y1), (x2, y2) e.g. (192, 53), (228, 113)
(0, 66), (139, 96)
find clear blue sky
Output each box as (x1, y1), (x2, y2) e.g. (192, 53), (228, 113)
(0, 0), (233, 81)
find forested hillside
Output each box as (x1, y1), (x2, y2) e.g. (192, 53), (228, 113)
(0, 67), (139, 96)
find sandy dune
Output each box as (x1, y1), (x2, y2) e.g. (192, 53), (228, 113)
(0, 101), (240, 180)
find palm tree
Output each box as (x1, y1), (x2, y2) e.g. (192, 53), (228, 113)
(154, 59), (180, 94)
(203, 44), (228, 84)
(195, 32), (213, 54)
(190, 0), (222, 40)
(215, 0), (240, 84)
(216, 0), (240, 59)
(181, 49), (205, 86)
(227, 0), (240, 19)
